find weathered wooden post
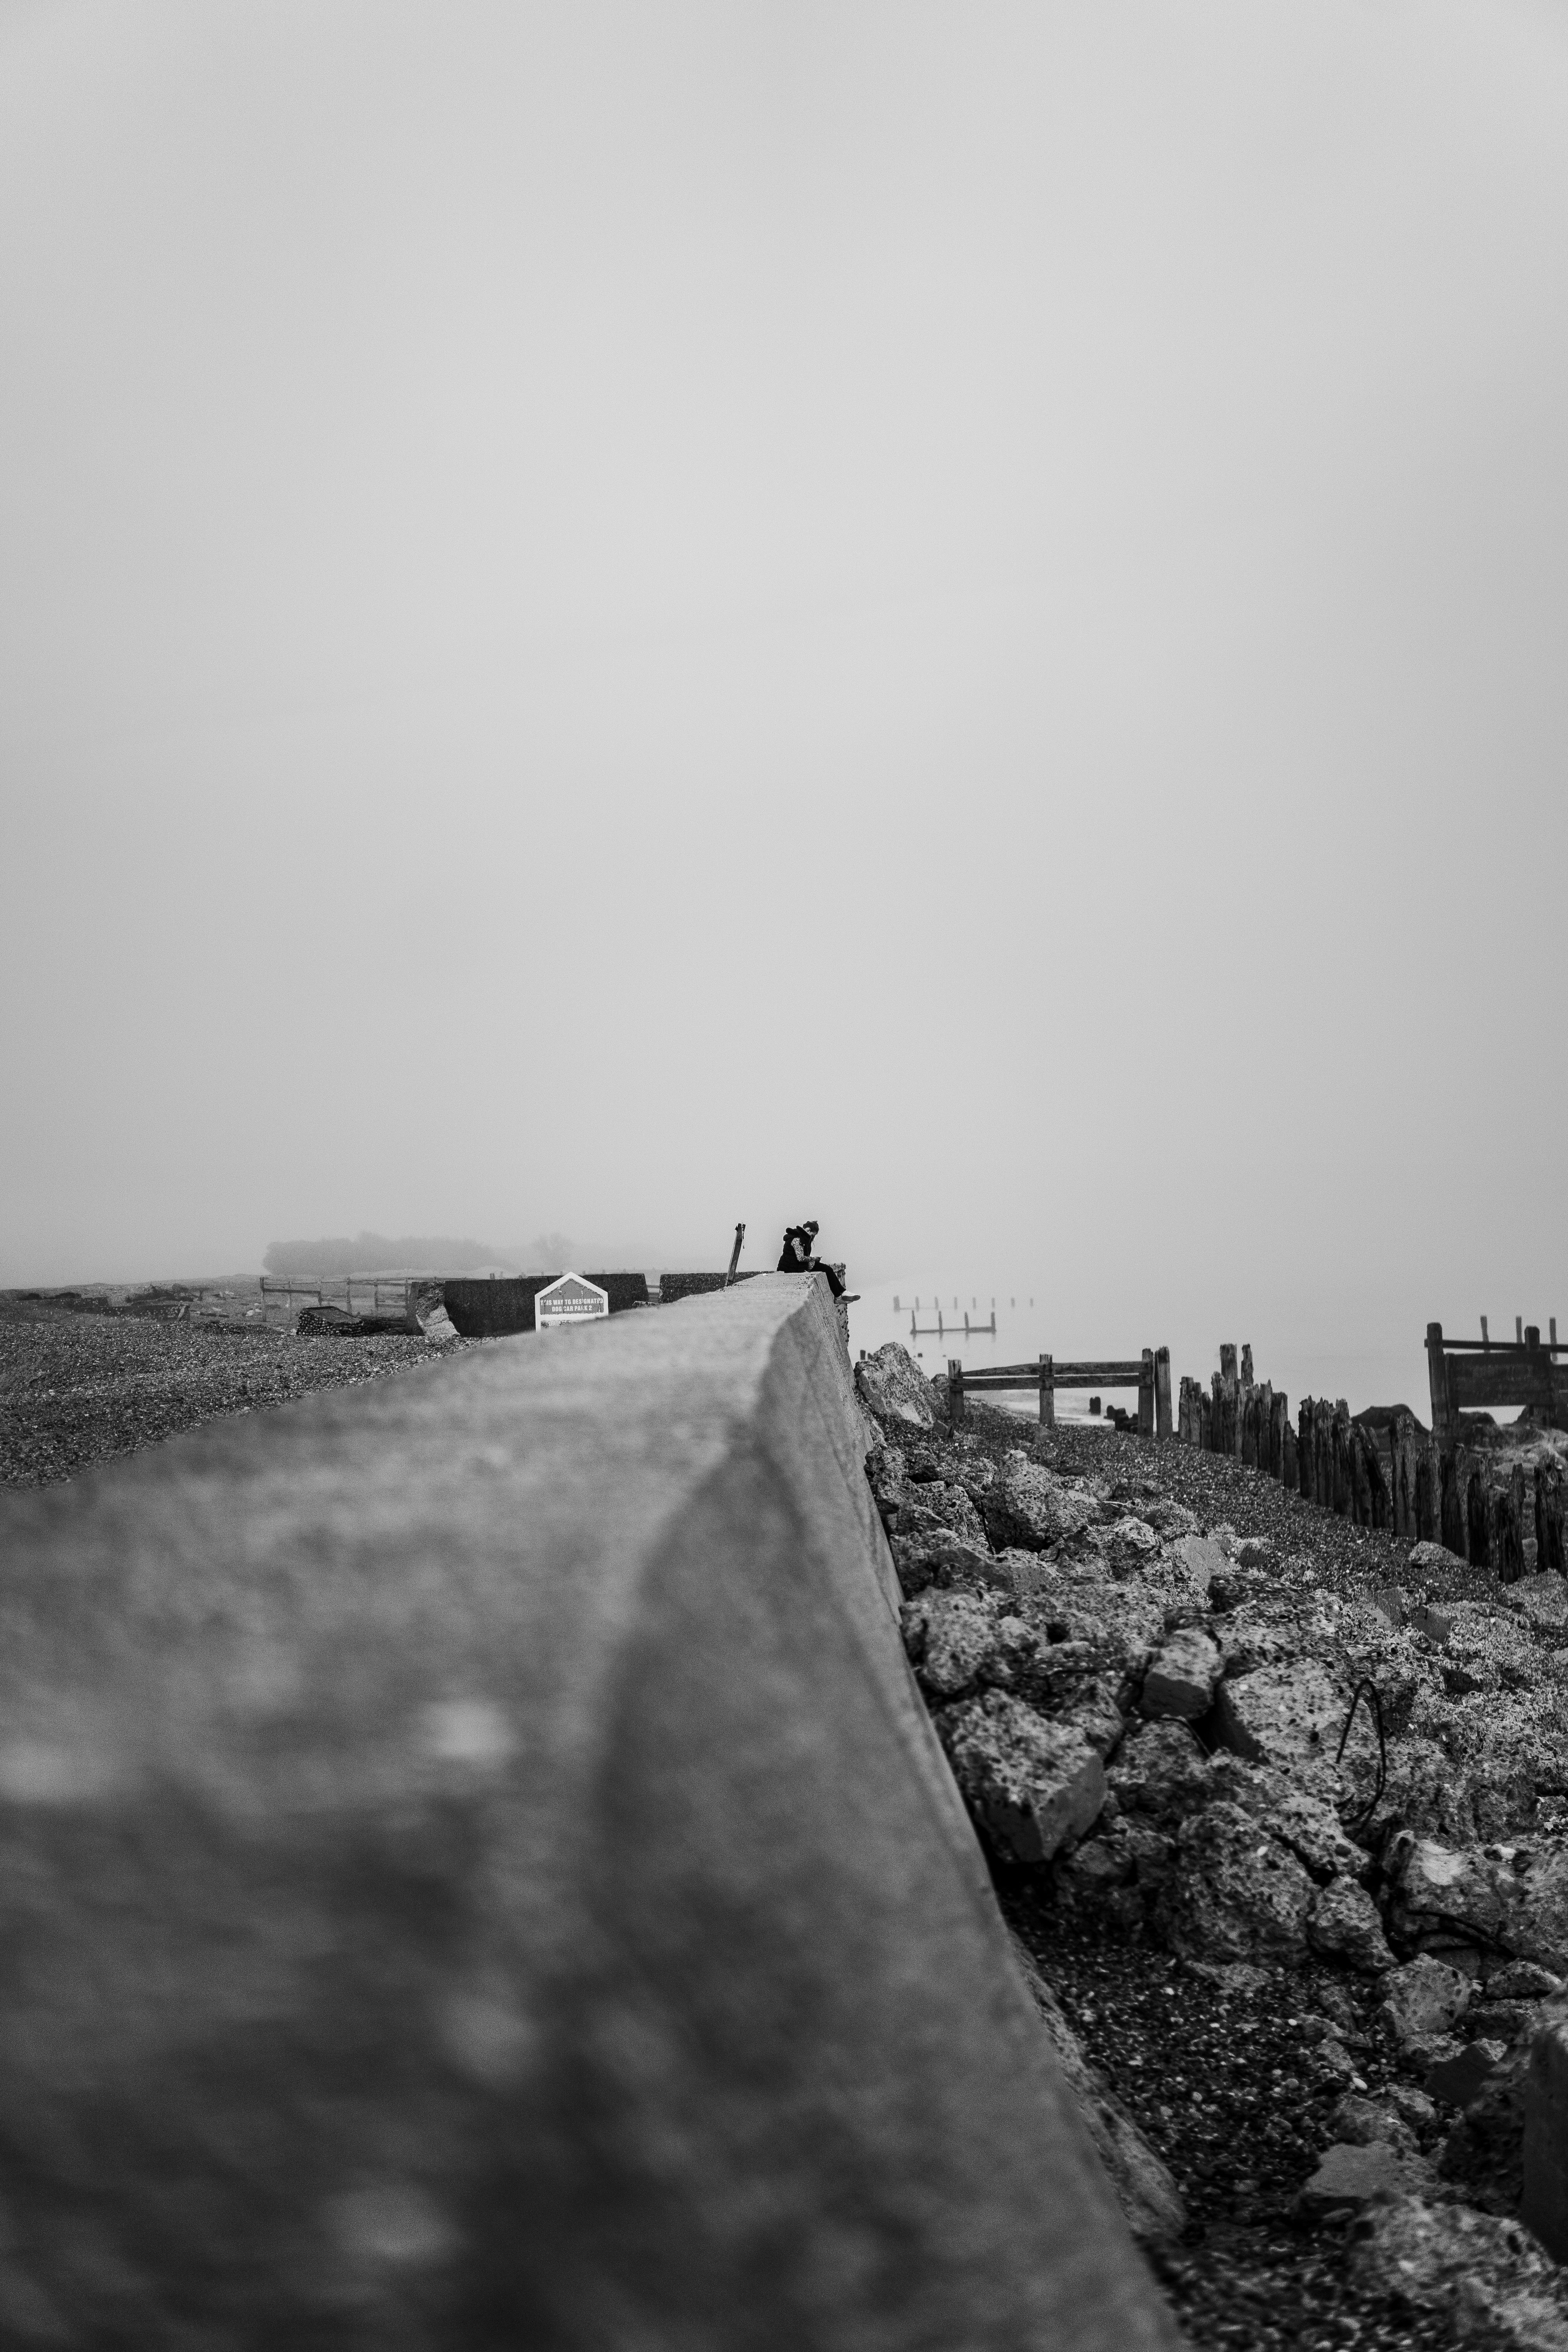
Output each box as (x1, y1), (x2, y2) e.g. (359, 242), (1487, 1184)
(1539, 1460), (1566, 1575)
(1219, 1343), (1238, 1383)
(1439, 1448), (1465, 1557)
(1297, 1397), (1313, 1499)
(1389, 1410), (1419, 1539)
(1281, 1418), (1298, 1493)
(1154, 1347), (1172, 1443)
(1427, 1323), (1453, 1450)
(1466, 1461), (1491, 1569)
(1138, 1350), (1155, 1438)
(1416, 1439), (1437, 1544)
(1199, 1388), (1213, 1450)
(1330, 1401), (1352, 1517)
(1241, 1343), (1254, 1387)
(1497, 1463), (1527, 1582)
(947, 1357), (966, 1425)
(1037, 1354), (1055, 1428)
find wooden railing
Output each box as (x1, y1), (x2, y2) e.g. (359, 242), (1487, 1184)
(947, 1348), (1172, 1436)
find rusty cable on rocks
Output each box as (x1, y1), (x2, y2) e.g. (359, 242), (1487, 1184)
(1334, 1677), (1388, 1825)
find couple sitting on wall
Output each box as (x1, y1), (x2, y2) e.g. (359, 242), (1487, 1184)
(777, 1221), (846, 1301)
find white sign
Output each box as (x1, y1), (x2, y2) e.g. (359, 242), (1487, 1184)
(535, 1272), (610, 1331)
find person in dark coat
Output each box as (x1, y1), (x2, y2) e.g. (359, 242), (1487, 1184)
(777, 1220), (846, 1299)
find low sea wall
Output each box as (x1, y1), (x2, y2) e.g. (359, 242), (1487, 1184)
(0, 1273), (1175, 2346)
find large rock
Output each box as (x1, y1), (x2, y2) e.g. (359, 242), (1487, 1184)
(1107, 1719), (1214, 1828)
(912, 1481), (989, 1548)
(1428, 2038), (1508, 2107)
(855, 1342), (940, 1429)
(1328, 2092), (1417, 2152)
(1140, 1628), (1221, 1720)
(902, 1590), (1005, 1699)
(982, 1460), (1099, 1553)
(1308, 1876), (1395, 1973)
(890, 1523), (1008, 1597)
(1095, 1518), (1162, 1579)
(1214, 1656), (1379, 1783)
(1385, 1833), (1568, 1975)
(1168, 1532), (1225, 1594)
(1296, 2140), (1433, 2217)
(1525, 2014), (1568, 2262)
(1350, 2195), (1568, 2347)
(938, 1692), (1107, 1864)
(1158, 1800), (1316, 1965)
(1379, 1953), (1474, 2048)
(1408, 1540), (1467, 1575)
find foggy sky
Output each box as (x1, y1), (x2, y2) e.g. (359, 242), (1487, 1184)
(2, 1), (1565, 1381)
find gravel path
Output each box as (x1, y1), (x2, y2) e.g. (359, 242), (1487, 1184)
(0, 1305), (468, 1488)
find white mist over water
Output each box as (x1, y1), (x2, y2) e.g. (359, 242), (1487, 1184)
(846, 1282), (1481, 1429)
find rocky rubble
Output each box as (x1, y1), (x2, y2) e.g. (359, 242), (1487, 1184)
(857, 1342), (1568, 2350)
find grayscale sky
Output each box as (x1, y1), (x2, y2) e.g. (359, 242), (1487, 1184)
(2, 1), (1564, 1401)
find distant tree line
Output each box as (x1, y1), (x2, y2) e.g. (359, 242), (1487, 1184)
(263, 1234), (512, 1280)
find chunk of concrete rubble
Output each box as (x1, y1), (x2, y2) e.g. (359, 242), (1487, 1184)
(1308, 1876), (1396, 1973)
(1494, 1960), (1568, 2002)
(909, 1481), (988, 1546)
(1234, 1536), (1276, 1570)
(1249, 1782), (1367, 1881)
(1095, 1517), (1162, 1578)
(855, 1342), (939, 1428)
(891, 1523), (1008, 1598)
(938, 1692), (1107, 1865)
(414, 1297), (459, 1341)
(1296, 2139), (1433, 2216)
(982, 1460), (1098, 1553)
(1387, 2082), (1439, 2129)
(901, 1590), (1003, 1699)
(1428, 2038), (1508, 2107)
(1107, 1719), (1214, 1828)
(1525, 2013), (1568, 2261)
(1329, 2091), (1418, 2152)
(1408, 1539), (1467, 1575)
(1159, 1800), (1316, 1965)
(1140, 1628), (1221, 1720)
(1167, 1532), (1224, 1593)
(1386, 1832), (1568, 1975)
(1513, 1574), (1568, 1635)
(1007, 1934), (1186, 2244)
(1349, 2194), (1568, 2345)
(1214, 1656), (1378, 1776)
(1379, 1953), (1474, 2047)
(1137, 1497), (1199, 1540)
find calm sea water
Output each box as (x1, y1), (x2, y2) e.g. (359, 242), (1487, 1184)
(844, 1285), (1466, 1429)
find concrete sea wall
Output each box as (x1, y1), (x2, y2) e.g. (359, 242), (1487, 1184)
(0, 1273), (1176, 2347)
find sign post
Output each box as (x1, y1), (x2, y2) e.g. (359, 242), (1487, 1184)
(534, 1273), (610, 1332)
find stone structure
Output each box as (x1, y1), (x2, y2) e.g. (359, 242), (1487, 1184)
(0, 1273), (1176, 2348)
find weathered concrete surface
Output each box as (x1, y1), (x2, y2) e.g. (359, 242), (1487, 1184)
(0, 1273), (1178, 2349)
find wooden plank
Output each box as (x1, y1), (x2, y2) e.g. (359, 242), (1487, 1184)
(1446, 1352), (1558, 1413)
(1154, 1347), (1172, 1443)
(960, 1365), (1143, 1393)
